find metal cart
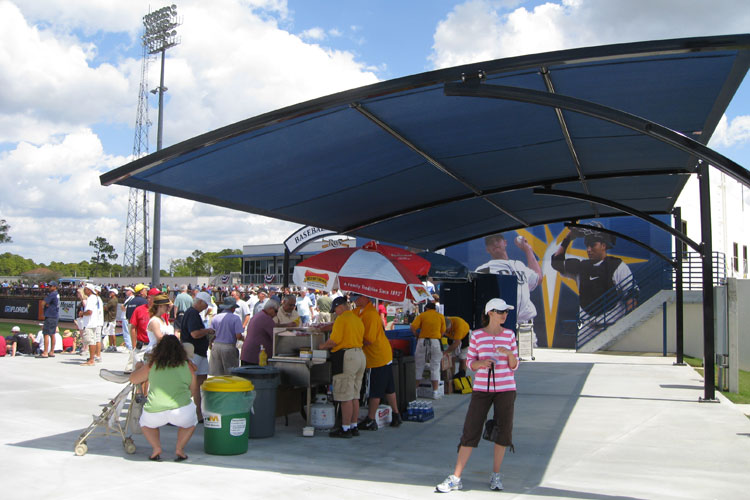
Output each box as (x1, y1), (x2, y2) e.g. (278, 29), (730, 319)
(517, 322), (535, 361)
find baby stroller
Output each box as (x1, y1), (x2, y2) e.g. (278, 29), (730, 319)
(73, 369), (143, 456)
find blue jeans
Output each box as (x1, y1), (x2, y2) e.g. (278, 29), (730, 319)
(121, 320), (133, 350)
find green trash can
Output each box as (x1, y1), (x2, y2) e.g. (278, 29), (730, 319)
(201, 376), (256, 455)
(231, 366), (280, 438)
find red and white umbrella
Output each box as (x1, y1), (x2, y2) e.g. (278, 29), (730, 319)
(293, 244), (432, 303)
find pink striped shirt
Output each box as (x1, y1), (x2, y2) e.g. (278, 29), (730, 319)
(467, 327), (519, 392)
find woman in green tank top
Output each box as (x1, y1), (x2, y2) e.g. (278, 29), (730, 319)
(130, 335), (197, 461)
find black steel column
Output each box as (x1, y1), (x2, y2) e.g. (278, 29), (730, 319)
(283, 248), (290, 288)
(673, 207), (685, 365)
(698, 163), (716, 401)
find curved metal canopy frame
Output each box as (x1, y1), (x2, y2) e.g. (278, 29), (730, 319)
(443, 82), (750, 188)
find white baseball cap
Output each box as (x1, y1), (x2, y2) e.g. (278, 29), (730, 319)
(484, 298), (514, 314)
(84, 283), (97, 293)
(11, 326), (20, 332)
(195, 291), (212, 306)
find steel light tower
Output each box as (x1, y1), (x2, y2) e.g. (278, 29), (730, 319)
(123, 31), (151, 277)
(143, 4), (180, 286)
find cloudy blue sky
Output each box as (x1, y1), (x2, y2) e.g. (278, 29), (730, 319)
(1, 0), (749, 268)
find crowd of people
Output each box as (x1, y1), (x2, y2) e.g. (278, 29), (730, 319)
(1, 278), (520, 492)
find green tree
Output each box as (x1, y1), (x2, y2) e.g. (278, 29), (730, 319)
(207, 248), (242, 274)
(89, 237), (118, 276)
(0, 252), (36, 275)
(0, 219), (11, 244)
(189, 249), (208, 275)
(76, 260), (91, 278)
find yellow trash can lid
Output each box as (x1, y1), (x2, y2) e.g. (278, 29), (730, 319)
(201, 375), (254, 392)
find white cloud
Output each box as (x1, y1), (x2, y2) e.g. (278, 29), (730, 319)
(710, 114), (750, 148)
(300, 27), (326, 41)
(0, 1), (136, 144)
(430, 0), (750, 68)
(429, 0), (750, 153)
(0, 0), (377, 267)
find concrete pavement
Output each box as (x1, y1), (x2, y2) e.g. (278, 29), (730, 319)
(1, 348), (748, 499)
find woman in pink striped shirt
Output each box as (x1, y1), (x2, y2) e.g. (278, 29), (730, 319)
(436, 298), (519, 493)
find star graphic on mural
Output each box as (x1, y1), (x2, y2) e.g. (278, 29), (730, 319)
(515, 226), (647, 347)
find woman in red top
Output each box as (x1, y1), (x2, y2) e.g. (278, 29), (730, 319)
(436, 298), (519, 493)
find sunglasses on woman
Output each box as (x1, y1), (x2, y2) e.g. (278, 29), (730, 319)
(490, 309), (509, 314)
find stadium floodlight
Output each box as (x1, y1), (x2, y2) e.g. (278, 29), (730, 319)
(142, 4), (181, 286)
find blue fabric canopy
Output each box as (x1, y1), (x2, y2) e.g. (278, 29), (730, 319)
(102, 35), (750, 250)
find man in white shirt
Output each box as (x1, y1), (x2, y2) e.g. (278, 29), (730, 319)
(231, 290), (252, 329)
(296, 289), (313, 326)
(78, 283), (103, 366)
(247, 289), (259, 318)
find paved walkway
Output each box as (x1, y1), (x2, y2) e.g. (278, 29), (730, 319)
(1, 348), (748, 499)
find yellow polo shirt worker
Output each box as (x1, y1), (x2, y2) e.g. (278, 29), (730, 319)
(353, 294), (401, 430)
(319, 296), (366, 438)
(410, 302), (446, 396)
(443, 316), (471, 376)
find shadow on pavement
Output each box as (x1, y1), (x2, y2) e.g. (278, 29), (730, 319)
(8, 360), (602, 496)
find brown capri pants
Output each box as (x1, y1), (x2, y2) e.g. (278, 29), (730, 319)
(459, 390), (516, 449)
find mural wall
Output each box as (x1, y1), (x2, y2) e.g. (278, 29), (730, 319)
(444, 216), (673, 348)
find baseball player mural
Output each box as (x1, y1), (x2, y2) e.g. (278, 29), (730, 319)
(445, 218), (656, 348)
(475, 233), (542, 338)
(551, 222), (637, 322)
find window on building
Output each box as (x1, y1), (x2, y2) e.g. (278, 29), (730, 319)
(732, 242), (739, 272)
(679, 219), (688, 254)
(744, 245), (748, 277)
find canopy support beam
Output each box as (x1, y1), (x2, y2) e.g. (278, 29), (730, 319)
(344, 169), (689, 236)
(534, 187), (702, 253)
(698, 162), (717, 402)
(673, 206), (685, 366)
(540, 67), (597, 218)
(444, 82), (750, 188)
(351, 102), (530, 227)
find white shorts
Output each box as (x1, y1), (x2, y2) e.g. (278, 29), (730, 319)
(192, 353), (209, 376)
(140, 401), (198, 429)
(103, 321), (116, 337)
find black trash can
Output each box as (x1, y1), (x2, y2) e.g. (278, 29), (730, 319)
(399, 355), (416, 412)
(231, 366), (280, 438)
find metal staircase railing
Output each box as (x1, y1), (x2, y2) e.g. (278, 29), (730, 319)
(576, 251), (726, 349)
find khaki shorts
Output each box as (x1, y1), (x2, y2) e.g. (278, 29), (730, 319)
(81, 327), (100, 347)
(332, 348), (366, 402)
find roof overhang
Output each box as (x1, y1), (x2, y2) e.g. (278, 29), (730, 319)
(102, 34), (750, 250)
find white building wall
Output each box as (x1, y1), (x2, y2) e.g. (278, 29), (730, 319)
(677, 171), (750, 278)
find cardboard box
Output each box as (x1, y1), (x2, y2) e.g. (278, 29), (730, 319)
(417, 381), (444, 399)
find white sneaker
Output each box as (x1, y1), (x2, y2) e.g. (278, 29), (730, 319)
(436, 474), (462, 493)
(432, 390), (442, 399)
(489, 472), (503, 491)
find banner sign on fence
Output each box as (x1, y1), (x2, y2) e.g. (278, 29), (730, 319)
(60, 300), (77, 321)
(0, 298), (40, 320)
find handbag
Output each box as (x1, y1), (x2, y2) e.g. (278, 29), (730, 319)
(483, 419), (497, 441)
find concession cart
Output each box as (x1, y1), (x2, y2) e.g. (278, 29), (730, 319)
(268, 326), (332, 427)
